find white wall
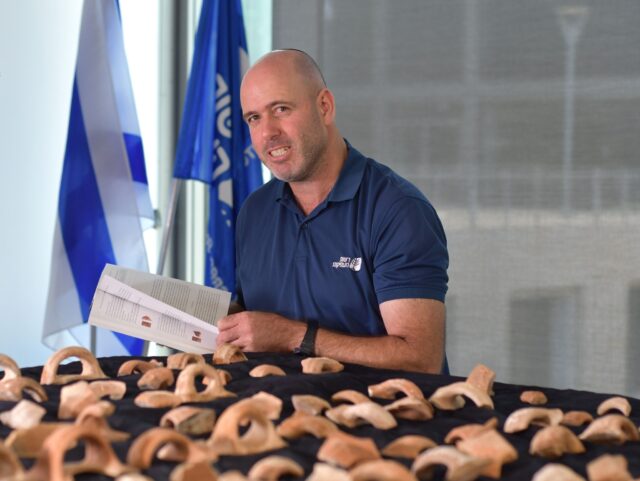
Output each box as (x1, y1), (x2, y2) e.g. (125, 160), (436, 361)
(0, 0), (83, 367)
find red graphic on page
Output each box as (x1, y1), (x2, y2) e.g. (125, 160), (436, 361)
(192, 330), (202, 343)
(141, 315), (152, 328)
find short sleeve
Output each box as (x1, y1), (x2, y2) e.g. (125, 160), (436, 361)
(372, 196), (449, 303)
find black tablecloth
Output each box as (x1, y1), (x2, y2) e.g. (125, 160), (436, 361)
(7, 353), (640, 480)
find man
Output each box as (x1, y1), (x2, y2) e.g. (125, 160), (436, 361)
(216, 49), (449, 374)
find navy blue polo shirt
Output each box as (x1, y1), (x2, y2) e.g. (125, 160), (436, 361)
(235, 143), (448, 336)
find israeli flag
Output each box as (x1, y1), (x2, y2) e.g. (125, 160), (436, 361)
(42, 0), (154, 356)
(173, 0), (262, 294)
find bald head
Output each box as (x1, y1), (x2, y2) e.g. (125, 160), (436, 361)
(242, 49), (326, 99)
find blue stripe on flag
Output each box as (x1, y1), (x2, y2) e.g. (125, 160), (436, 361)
(59, 80), (117, 320)
(58, 81), (146, 356)
(123, 133), (148, 184)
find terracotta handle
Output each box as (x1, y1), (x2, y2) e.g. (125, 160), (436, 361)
(0, 442), (24, 478)
(166, 352), (205, 370)
(0, 376), (48, 403)
(209, 398), (286, 455)
(0, 353), (21, 381)
(40, 346), (107, 385)
(127, 427), (210, 469)
(26, 424), (133, 481)
(174, 363), (235, 403)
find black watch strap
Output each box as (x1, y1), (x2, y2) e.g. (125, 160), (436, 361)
(294, 320), (318, 356)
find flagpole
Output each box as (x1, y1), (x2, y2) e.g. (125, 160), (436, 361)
(142, 178), (183, 356)
(156, 178), (182, 276)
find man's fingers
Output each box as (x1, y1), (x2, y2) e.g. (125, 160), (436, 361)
(217, 314), (240, 331)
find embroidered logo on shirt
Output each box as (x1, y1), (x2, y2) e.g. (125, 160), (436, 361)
(332, 256), (362, 271)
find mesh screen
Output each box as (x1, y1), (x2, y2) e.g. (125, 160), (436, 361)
(273, 0), (640, 395)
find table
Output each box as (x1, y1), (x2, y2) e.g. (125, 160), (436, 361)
(5, 352), (640, 480)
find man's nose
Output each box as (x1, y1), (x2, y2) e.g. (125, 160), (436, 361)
(261, 115), (280, 140)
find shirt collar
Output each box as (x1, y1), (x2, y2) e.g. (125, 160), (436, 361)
(327, 140), (367, 202)
(275, 140), (367, 205)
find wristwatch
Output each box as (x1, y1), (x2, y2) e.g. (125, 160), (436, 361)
(294, 320), (318, 356)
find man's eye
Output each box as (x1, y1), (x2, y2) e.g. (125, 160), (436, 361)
(275, 106), (288, 113)
(246, 115), (258, 124)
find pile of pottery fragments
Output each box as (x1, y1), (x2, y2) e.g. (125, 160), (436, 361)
(0, 345), (638, 480)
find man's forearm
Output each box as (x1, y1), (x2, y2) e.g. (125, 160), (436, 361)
(313, 328), (442, 374)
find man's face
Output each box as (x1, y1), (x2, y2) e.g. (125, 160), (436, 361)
(240, 62), (328, 183)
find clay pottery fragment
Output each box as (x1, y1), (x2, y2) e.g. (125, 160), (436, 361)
(385, 396), (434, 421)
(5, 422), (70, 458)
(327, 401), (397, 430)
(218, 470), (249, 481)
(212, 343), (248, 365)
(331, 389), (370, 405)
(117, 359), (163, 376)
(381, 435), (437, 459)
(291, 394), (331, 415)
(127, 427), (213, 469)
(170, 460), (219, 481)
(40, 346), (107, 385)
(429, 381), (494, 410)
(301, 356), (344, 374)
(520, 390), (548, 405)
(0, 399), (46, 429)
(203, 368), (232, 386)
(208, 398), (286, 455)
(578, 414), (640, 445)
(529, 425), (585, 459)
(0, 376), (48, 403)
(586, 454), (633, 481)
(531, 463), (586, 481)
(411, 446), (490, 481)
(350, 459), (418, 481)
(457, 429), (518, 478)
(167, 352), (206, 370)
(175, 363), (235, 403)
(277, 413), (338, 439)
(160, 406), (217, 436)
(75, 403), (130, 443)
(26, 423), (134, 481)
(597, 396), (632, 417)
(58, 381), (101, 420)
(247, 455), (304, 481)
(306, 463), (351, 481)
(249, 364), (286, 377)
(317, 431), (380, 468)
(444, 417), (498, 444)
(503, 407), (563, 433)
(0, 442), (24, 478)
(76, 400), (116, 419)
(157, 439), (217, 464)
(0, 353), (21, 381)
(134, 390), (181, 409)
(138, 367), (175, 390)
(466, 363), (496, 396)
(561, 410), (593, 427)
(116, 474), (155, 481)
(89, 379), (127, 400)
(368, 378), (425, 400)
(251, 391), (283, 420)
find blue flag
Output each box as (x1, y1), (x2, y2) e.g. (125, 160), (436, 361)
(43, 0), (153, 356)
(173, 0), (263, 294)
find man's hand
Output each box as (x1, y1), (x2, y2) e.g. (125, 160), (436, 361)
(216, 311), (306, 352)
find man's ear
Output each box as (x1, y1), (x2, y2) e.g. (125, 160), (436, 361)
(317, 88), (336, 124)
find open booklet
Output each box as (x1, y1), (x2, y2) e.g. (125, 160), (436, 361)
(88, 264), (231, 354)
